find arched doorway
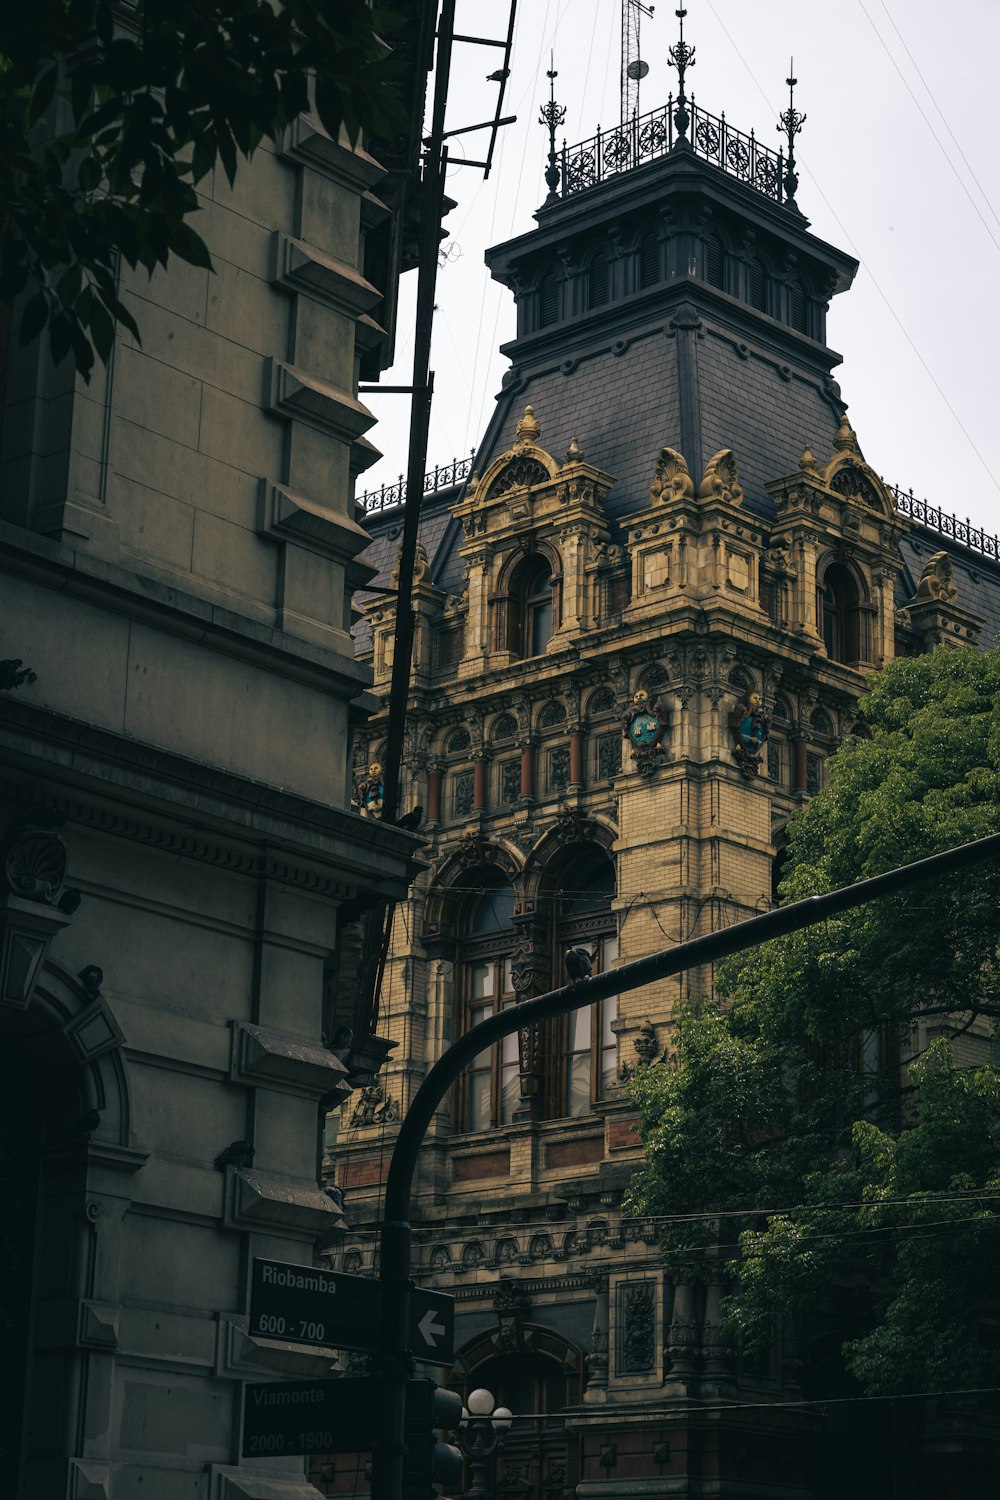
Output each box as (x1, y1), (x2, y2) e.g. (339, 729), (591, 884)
(452, 1322), (584, 1499)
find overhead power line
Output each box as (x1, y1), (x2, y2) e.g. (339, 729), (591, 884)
(702, 0), (1000, 498)
(856, 0), (1000, 257)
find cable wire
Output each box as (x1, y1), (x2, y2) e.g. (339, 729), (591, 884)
(701, 0), (1000, 497)
(856, 0), (1000, 257)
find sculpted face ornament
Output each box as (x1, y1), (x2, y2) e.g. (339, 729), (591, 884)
(621, 689), (670, 777)
(729, 693), (770, 779)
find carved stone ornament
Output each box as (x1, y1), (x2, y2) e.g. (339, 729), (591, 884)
(647, 446), (696, 504)
(697, 448), (744, 506)
(913, 550), (958, 604)
(728, 692), (770, 780)
(390, 538), (431, 588)
(618, 1021), (664, 1082)
(617, 1280), (656, 1374)
(350, 1084), (399, 1127)
(620, 690), (670, 777)
(1, 819), (81, 1008)
(353, 760), (384, 817)
(633, 1021), (658, 1065)
(5, 828), (68, 903)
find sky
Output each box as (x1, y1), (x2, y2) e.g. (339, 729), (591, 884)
(360, 0), (1000, 539)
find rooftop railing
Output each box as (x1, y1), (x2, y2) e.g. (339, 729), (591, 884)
(561, 97), (786, 204)
(888, 484), (1000, 565)
(358, 458), (1000, 572)
(359, 451), (475, 514)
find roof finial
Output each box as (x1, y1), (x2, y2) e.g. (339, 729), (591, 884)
(539, 54), (567, 206)
(777, 58), (806, 212)
(669, 8), (695, 143)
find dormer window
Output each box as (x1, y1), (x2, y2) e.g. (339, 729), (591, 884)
(821, 562), (866, 663)
(513, 555), (555, 657)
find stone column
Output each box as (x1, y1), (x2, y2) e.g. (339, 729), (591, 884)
(794, 735), (808, 794)
(426, 764), (442, 826)
(569, 728), (584, 788)
(584, 1276), (610, 1401)
(666, 1281), (700, 1384)
(510, 917), (551, 1121)
(473, 755), (488, 812)
(519, 741), (535, 801)
(701, 1278), (734, 1386)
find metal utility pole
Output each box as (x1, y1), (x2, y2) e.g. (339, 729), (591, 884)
(371, 831), (1000, 1500)
(378, 0), (457, 826)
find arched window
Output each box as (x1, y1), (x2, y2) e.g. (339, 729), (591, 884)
(820, 563), (865, 664)
(587, 252), (609, 308)
(538, 267), (559, 328)
(507, 554), (556, 657)
(705, 232), (725, 289)
(554, 849), (617, 1116)
(638, 233), (660, 289)
(458, 878), (519, 1131)
(748, 255), (767, 312)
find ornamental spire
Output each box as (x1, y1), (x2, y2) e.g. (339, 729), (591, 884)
(668, 7), (695, 142)
(538, 55), (567, 206)
(777, 58), (806, 211)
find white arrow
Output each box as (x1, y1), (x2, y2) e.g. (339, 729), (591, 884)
(418, 1309), (446, 1347)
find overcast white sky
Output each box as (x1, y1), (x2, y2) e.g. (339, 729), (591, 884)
(361, 0), (1000, 537)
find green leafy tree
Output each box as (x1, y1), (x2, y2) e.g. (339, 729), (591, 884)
(626, 645), (1000, 1396)
(1, 0), (407, 376)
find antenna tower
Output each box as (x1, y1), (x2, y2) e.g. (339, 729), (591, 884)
(621, 0), (654, 127)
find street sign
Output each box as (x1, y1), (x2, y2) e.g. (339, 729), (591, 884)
(241, 1377), (378, 1458)
(249, 1259), (455, 1364)
(249, 1259), (379, 1354)
(410, 1287), (455, 1365)
(241, 1376), (461, 1459)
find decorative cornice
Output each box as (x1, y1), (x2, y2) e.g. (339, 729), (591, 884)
(0, 702), (421, 898)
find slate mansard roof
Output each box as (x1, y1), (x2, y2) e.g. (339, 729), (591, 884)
(354, 108), (1000, 653)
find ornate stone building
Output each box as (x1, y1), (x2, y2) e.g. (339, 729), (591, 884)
(332, 63), (1000, 1500)
(0, 5), (435, 1496)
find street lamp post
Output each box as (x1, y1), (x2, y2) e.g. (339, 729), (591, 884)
(457, 1389), (513, 1500)
(371, 832), (1000, 1500)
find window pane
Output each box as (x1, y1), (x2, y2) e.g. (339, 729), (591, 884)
(502, 1029), (519, 1065)
(502, 958), (514, 994)
(501, 1063), (520, 1123)
(468, 1070), (491, 1131)
(602, 992), (618, 1050)
(470, 962), (494, 999)
(570, 1006), (590, 1051)
(567, 1055), (590, 1116)
(470, 889), (516, 934)
(529, 598), (552, 656)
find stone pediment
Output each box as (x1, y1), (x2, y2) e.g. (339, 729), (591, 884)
(820, 416), (895, 517)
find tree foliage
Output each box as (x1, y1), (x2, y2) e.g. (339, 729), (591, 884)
(0, 0), (407, 376)
(625, 645), (1000, 1396)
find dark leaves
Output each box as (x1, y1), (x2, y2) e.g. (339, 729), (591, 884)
(2, 0), (406, 374)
